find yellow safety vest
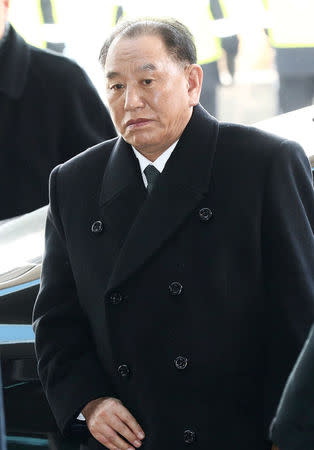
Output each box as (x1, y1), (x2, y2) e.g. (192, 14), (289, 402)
(9, 0), (59, 48)
(114, 0), (223, 65)
(264, 0), (314, 47)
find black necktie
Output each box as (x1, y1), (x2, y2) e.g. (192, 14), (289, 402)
(144, 165), (160, 194)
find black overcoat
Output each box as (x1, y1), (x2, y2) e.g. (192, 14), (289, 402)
(270, 323), (314, 449)
(33, 105), (314, 450)
(0, 25), (116, 220)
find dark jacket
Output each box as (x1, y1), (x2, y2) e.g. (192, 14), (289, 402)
(270, 323), (314, 449)
(0, 25), (116, 220)
(33, 105), (314, 450)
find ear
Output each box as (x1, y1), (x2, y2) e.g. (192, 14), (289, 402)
(186, 64), (203, 107)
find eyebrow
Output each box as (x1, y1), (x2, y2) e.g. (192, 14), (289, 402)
(106, 63), (158, 79)
(141, 63), (157, 72)
(106, 71), (120, 80)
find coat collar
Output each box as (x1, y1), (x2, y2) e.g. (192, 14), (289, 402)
(0, 25), (30, 99)
(101, 104), (220, 294)
(99, 136), (147, 246)
(99, 135), (145, 207)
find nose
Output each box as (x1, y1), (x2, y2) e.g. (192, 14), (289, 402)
(124, 85), (145, 111)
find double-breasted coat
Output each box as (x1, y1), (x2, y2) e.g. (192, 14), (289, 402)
(33, 105), (314, 450)
(0, 25), (116, 220)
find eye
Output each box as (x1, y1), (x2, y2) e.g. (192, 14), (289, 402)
(143, 79), (153, 86)
(110, 83), (124, 91)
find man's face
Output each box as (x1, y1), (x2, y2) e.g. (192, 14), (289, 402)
(104, 34), (201, 157)
(0, 0), (9, 39)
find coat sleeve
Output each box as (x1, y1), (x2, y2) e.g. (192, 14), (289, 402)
(270, 324), (314, 449)
(32, 165), (115, 435)
(261, 139), (314, 441)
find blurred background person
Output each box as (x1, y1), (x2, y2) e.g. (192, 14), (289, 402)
(9, 0), (65, 53)
(209, 0), (239, 82)
(0, 0), (116, 221)
(198, 0), (239, 116)
(113, 0), (239, 117)
(263, 0), (314, 113)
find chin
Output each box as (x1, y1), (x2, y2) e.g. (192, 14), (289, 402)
(130, 141), (149, 152)
(128, 135), (157, 150)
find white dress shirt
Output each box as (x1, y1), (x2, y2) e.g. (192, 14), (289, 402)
(132, 140), (178, 187)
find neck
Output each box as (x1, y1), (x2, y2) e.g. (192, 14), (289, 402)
(0, 22), (9, 48)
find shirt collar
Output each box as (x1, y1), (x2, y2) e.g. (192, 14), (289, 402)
(132, 140), (178, 175)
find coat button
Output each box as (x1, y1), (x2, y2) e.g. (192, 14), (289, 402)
(91, 220), (104, 233)
(118, 364), (130, 377)
(168, 281), (183, 296)
(184, 429), (196, 444)
(174, 356), (188, 370)
(107, 291), (124, 304)
(198, 208), (213, 222)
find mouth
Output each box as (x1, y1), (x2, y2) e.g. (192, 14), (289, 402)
(125, 118), (153, 129)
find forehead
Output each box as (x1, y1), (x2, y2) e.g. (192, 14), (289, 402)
(105, 34), (176, 73)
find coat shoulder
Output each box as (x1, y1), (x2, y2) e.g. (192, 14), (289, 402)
(58, 137), (118, 178)
(29, 45), (93, 87)
(49, 138), (118, 209)
(216, 121), (306, 170)
(218, 121), (285, 153)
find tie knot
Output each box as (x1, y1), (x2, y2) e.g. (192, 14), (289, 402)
(144, 164), (160, 194)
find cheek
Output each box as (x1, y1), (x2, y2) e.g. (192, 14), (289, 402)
(148, 91), (173, 123)
(149, 90), (163, 105)
(107, 100), (123, 125)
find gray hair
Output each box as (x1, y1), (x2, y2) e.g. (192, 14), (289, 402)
(99, 17), (197, 67)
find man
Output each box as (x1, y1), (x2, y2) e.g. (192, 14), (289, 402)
(0, 0), (116, 220)
(263, 0), (314, 113)
(33, 17), (314, 450)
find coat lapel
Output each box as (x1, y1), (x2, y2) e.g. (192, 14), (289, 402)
(105, 105), (220, 294)
(99, 136), (147, 246)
